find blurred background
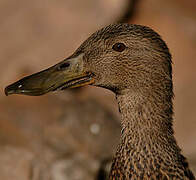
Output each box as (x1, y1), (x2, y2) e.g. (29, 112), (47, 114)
(0, 0), (196, 179)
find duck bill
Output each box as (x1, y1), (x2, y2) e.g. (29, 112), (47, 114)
(5, 54), (95, 96)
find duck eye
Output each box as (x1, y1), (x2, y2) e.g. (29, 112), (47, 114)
(112, 43), (126, 52)
(58, 62), (70, 70)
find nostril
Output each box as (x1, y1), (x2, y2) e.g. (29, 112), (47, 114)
(58, 62), (70, 70)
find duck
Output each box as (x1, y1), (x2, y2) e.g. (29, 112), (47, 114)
(5, 23), (195, 179)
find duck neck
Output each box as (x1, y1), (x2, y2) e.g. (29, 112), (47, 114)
(110, 88), (185, 178)
(117, 89), (174, 140)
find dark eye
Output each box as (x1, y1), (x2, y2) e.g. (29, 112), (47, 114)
(58, 62), (70, 70)
(112, 43), (126, 52)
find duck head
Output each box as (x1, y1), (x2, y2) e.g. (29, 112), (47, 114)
(5, 24), (172, 96)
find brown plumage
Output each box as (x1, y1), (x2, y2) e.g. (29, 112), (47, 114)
(5, 24), (195, 179)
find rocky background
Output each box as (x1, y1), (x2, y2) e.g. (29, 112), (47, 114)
(0, 0), (196, 179)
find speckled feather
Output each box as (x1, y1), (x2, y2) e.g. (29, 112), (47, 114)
(73, 24), (195, 179)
